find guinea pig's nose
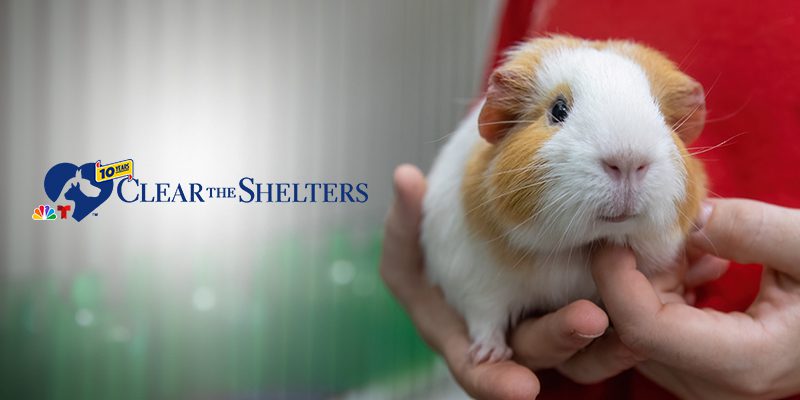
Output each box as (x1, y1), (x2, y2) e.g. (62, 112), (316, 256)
(602, 157), (650, 184)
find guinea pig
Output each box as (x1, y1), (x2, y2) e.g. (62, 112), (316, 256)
(421, 36), (707, 363)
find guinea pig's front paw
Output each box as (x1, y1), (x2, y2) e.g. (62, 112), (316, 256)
(468, 331), (512, 364)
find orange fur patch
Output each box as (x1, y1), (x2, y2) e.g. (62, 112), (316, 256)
(462, 129), (550, 266)
(464, 106), (567, 265)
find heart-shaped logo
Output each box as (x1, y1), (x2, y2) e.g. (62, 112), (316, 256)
(44, 163), (114, 221)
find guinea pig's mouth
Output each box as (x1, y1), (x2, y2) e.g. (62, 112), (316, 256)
(598, 213), (638, 223)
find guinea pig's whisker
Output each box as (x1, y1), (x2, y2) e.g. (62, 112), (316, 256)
(509, 246), (534, 270)
(521, 191), (580, 252)
(472, 160), (553, 184)
(704, 73), (722, 100)
(672, 168), (722, 249)
(487, 189), (576, 245)
(671, 102), (705, 132)
(706, 188), (724, 199)
(686, 132), (747, 157)
(673, 203), (720, 257)
(669, 72), (722, 133)
(477, 119), (537, 127)
(692, 223), (720, 256)
(503, 191), (581, 270)
(563, 207), (589, 269)
(542, 199), (578, 265)
(676, 40), (701, 70)
(703, 95), (752, 125)
(481, 165), (539, 178)
(550, 213), (579, 267)
(426, 132), (459, 144)
(463, 174), (566, 217)
(549, 199), (589, 267)
(463, 182), (542, 216)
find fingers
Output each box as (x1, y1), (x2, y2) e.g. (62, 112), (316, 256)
(392, 164), (427, 226)
(379, 164), (428, 302)
(507, 299), (641, 386)
(460, 362), (541, 400)
(558, 331), (644, 384)
(684, 254), (729, 288)
(441, 334), (541, 400)
(510, 300), (608, 370)
(689, 199), (800, 273)
(379, 164), (461, 350)
(591, 244), (765, 374)
(379, 164), (468, 353)
(590, 246), (663, 332)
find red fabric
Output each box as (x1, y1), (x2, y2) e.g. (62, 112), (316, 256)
(486, 0), (537, 81)
(489, 0), (800, 398)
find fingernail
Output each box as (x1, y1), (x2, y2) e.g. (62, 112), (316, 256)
(692, 201), (713, 232)
(574, 330), (605, 339)
(572, 329), (606, 339)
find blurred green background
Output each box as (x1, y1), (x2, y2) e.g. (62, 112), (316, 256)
(1, 229), (438, 399)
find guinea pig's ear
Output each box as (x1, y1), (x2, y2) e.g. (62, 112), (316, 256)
(661, 76), (706, 144)
(478, 68), (530, 144)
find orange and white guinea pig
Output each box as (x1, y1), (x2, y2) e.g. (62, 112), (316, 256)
(421, 36), (707, 364)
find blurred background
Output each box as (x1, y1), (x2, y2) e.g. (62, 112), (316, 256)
(0, 0), (502, 398)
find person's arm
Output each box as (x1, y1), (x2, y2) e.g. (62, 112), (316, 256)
(587, 199), (800, 399)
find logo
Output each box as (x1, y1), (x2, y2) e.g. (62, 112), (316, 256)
(41, 160), (129, 221)
(32, 205), (57, 220)
(35, 157), (368, 222)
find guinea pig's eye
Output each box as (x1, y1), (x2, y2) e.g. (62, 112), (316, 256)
(548, 97), (569, 124)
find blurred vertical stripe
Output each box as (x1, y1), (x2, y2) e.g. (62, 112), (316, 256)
(0, 0), (9, 286)
(0, 1), (501, 398)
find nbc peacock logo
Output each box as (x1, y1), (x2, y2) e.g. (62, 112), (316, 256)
(32, 204), (57, 220)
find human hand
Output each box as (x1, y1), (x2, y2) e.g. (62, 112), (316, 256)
(380, 164), (622, 399)
(588, 199), (800, 399)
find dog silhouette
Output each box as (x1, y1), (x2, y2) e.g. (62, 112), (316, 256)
(44, 162), (114, 221)
(63, 169), (103, 221)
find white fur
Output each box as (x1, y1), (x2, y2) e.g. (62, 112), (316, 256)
(421, 44), (688, 362)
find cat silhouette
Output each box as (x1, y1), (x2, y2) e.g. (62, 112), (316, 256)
(44, 162), (113, 221)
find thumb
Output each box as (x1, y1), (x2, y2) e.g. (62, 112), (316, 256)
(387, 164), (427, 230)
(590, 246), (663, 334)
(380, 164), (428, 298)
(689, 199), (800, 274)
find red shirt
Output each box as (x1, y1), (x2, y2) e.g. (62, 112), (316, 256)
(489, 1), (800, 398)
